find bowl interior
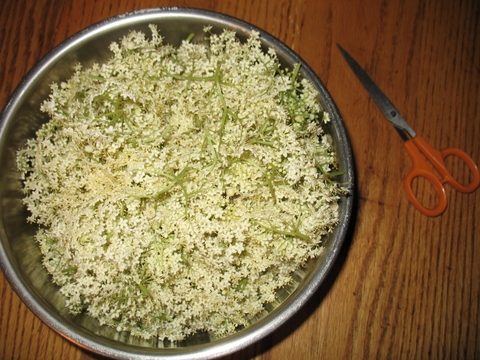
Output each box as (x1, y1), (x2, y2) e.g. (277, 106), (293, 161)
(0, 7), (354, 359)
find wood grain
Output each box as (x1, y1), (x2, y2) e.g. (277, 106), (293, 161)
(1, 0), (479, 359)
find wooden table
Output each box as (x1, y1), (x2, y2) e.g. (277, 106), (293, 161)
(1, 0), (479, 359)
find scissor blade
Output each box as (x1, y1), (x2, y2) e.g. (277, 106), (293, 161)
(337, 44), (416, 139)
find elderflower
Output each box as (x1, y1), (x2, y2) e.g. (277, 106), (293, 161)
(17, 25), (344, 341)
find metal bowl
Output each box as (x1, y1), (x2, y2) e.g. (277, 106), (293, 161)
(0, 7), (354, 359)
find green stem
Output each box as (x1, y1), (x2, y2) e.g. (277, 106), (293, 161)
(255, 221), (310, 241)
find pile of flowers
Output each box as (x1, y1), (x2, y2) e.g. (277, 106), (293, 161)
(17, 25), (343, 341)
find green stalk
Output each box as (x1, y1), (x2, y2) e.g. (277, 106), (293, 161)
(255, 221), (310, 241)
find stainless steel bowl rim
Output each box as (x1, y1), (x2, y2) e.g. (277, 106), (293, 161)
(0, 7), (355, 360)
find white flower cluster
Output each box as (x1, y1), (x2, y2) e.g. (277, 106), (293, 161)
(17, 25), (343, 341)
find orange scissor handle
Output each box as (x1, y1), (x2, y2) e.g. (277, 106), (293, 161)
(412, 135), (480, 192)
(403, 136), (480, 217)
(404, 140), (448, 217)
(437, 147), (480, 193)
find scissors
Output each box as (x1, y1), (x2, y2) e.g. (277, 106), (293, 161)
(337, 44), (480, 217)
